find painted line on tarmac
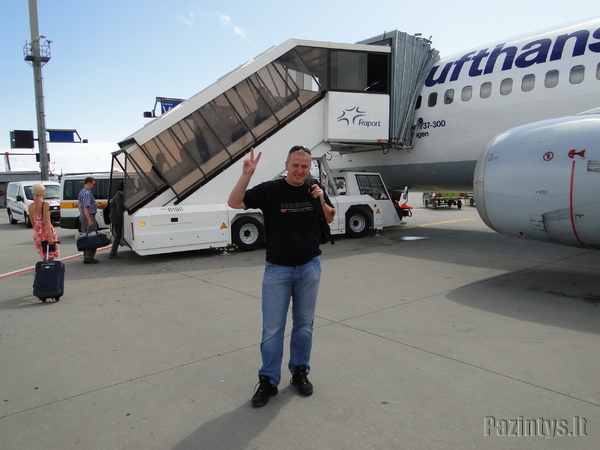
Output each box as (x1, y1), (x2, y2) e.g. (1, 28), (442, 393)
(417, 218), (474, 227)
(0, 255), (79, 279)
(0, 246), (111, 279)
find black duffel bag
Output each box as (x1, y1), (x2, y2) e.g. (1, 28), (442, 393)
(76, 232), (111, 251)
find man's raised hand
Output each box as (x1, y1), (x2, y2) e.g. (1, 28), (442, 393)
(243, 147), (262, 175)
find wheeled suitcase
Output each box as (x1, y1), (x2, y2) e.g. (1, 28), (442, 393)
(33, 242), (65, 302)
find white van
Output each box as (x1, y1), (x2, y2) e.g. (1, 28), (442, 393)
(59, 172), (124, 230)
(7, 180), (61, 227)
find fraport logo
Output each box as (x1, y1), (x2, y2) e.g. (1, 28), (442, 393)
(337, 107), (381, 128)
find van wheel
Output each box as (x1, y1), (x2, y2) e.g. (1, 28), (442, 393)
(232, 217), (264, 251)
(24, 212), (32, 228)
(7, 209), (18, 225)
(346, 208), (370, 238)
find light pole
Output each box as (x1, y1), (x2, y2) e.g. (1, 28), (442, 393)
(24, 0), (51, 180)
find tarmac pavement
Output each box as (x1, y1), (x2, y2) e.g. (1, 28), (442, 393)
(1, 200), (599, 449)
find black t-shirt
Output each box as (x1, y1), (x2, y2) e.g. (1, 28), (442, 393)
(243, 178), (331, 266)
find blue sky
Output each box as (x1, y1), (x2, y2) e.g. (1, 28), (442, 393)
(2, 0), (600, 174)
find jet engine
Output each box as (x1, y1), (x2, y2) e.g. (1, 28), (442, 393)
(474, 111), (600, 249)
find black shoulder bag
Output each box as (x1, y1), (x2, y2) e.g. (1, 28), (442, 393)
(103, 200), (112, 225)
(307, 177), (334, 245)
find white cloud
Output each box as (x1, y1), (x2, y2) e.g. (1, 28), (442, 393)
(177, 14), (194, 27)
(216, 11), (249, 41)
(217, 12), (232, 27)
(177, 7), (200, 27)
(233, 26), (249, 40)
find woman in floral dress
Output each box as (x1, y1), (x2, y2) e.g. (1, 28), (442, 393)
(28, 183), (58, 261)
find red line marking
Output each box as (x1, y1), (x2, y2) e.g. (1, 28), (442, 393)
(569, 161), (584, 247)
(0, 246), (110, 279)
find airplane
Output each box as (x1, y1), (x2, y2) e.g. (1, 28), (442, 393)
(326, 16), (600, 249)
(112, 16), (600, 254)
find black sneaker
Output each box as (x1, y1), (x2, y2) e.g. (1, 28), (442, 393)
(291, 365), (313, 396)
(252, 375), (278, 407)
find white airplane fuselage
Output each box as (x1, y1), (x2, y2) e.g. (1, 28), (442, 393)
(328, 16), (600, 193)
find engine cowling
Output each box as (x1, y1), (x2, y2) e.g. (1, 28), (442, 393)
(474, 113), (600, 249)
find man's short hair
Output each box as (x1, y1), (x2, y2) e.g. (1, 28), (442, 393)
(287, 145), (311, 162)
(84, 176), (96, 184)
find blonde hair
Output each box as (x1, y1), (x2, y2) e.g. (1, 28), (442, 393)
(32, 183), (46, 197)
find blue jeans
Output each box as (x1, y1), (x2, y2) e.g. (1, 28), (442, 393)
(259, 257), (321, 386)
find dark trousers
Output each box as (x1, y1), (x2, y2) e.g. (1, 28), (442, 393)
(110, 223), (123, 256)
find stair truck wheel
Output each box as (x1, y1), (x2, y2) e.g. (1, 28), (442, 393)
(232, 216), (264, 251)
(346, 208), (370, 238)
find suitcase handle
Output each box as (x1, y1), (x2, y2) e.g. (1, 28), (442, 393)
(42, 240), (61, 259)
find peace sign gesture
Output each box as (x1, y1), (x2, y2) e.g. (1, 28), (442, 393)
(242, 147), (262, 176)
(228, 147), (262, 209)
